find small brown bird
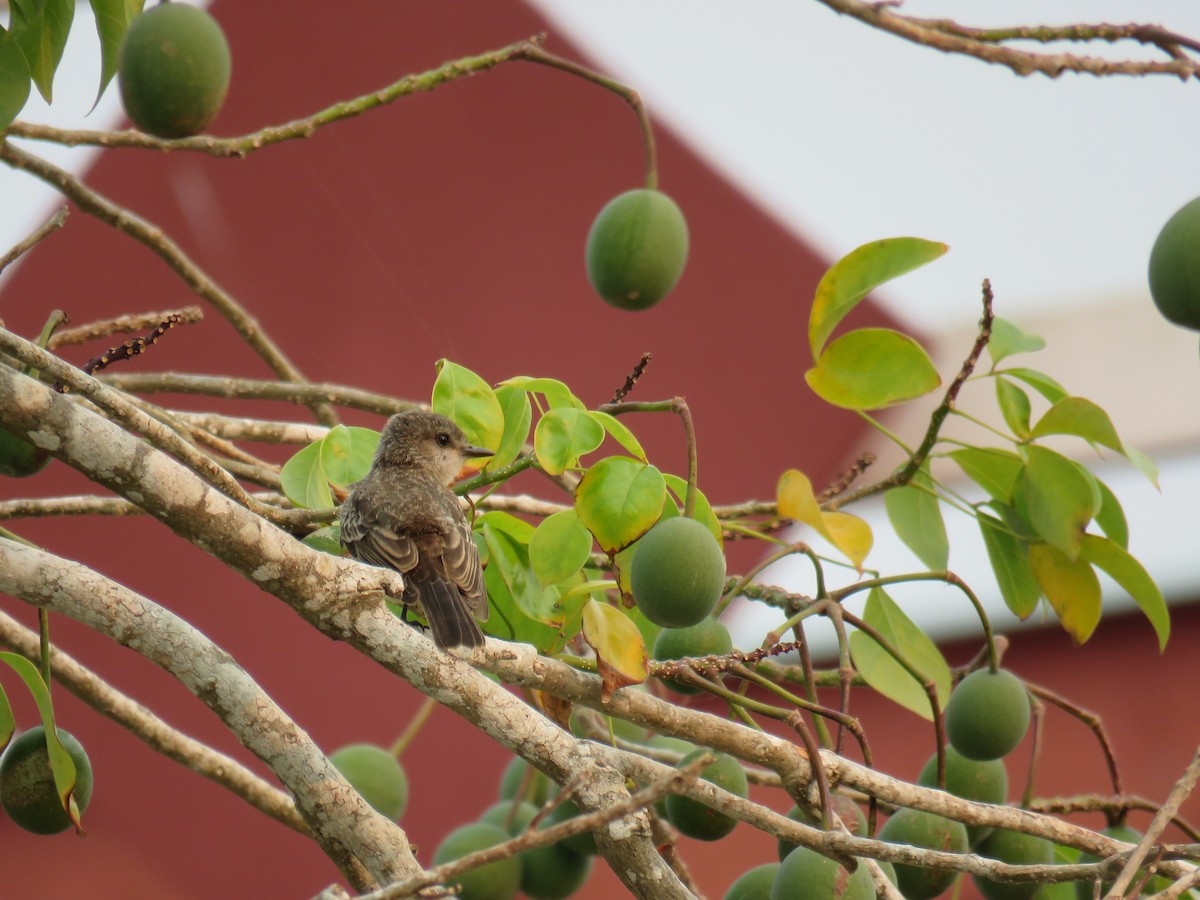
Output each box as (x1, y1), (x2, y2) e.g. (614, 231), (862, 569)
(340, 410), (492, 649)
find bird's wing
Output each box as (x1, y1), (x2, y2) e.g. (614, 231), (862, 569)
(340, 491), (421, 575)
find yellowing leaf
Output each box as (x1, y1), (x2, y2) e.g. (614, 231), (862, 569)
(806, 328), (941, 410)
(582, 600), (648, 700)
(776, 469), (822, 527)
(776, 470), (871, 568)
(821, 511), (873, 570)
(1029, 543), (1101, 645)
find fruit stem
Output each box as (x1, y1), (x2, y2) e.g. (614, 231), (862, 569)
(37, 608), (51, 694)
(518, 45), (659, 190)
(390, 695), (438, 758)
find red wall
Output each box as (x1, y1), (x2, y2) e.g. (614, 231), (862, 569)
(1, 2), (1191, 898)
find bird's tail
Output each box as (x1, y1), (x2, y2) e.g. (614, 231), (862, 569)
(420, 579), (486, 649)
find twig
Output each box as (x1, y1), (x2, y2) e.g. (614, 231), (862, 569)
(826, 281), (995, 511)
(97, 371), (417, 416)
(0, 138), (339, 427)
(49, 306), (204, 349)
(610, 352), (653, 405)
(54, 311), (197, 390)
(1108, 746), (1200, 897)
(815, 2), (1200, 80)
(0, 205), (68, 275)
(1025, 680), (1123, 799)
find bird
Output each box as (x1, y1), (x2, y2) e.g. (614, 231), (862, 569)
(339, 410), (492, 648)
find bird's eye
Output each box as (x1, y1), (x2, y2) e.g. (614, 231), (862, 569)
(436, 432), (450, 447)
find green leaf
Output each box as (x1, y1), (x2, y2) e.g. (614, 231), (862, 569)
(662, 473), (722, 546)
(809, 237), (948, 357)
(10, 0), (74, 104)
(574, 457), (666, 555)
(1029, 543), (1101, 645)
(986, 317), (1045, 367)
(1124, 445), (1160, 488)
(534, 407), (605, 477)
(481, 562), (560, 651)
(1079, 534), (1169, 651)
(978, 510), (1041, 618)
(319, 425), (379, 488)
(301, 525), (343, 556)
(280, 440), (333, 509)
(0, 651), (81, 828)
(589, 411), (646, 461)
(1021, 446), (1098, 559)
(432, 359), (504, 454)
(0, 32), (32, 130)
(529, 509), (593, 587)
(995, 376), (1031, 439)
(1093, 478), (1129, 550)
(1000, 367), (1067, 404)
(496, 376), (585, 410)
(89, 0), (144, 108)
(475, 510), (535, 544)
(489, 385), (532, 470)
(883, 467), (948, 570)
(482, 524), (562, 625)
(805, 328), (941, 410)
(848, 588), (951, 719)
(948, 447), (1021, 502)
(1031, 397), (1123, 452)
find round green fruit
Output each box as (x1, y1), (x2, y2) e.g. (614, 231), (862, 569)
(547, 798), (598, 856)
(653, 617), (733, 695)
(0, 427), (50, 478)
(119, 3), (232, 138)
(945, 669), (1030, 761)
(585, 188), (689, 310)
(432, 822), (521, 900)
(498, 757), (555, 806)
(630, 517), (726, 629)
(520, 840), (593, 900)
(664, 748), (748, 841)
(480, 799), (539, 836)
(917, 745), (1008, 845)
(329, 743), (408, 820)
(0, 725), (93, 835)
(877, 807), (969, 900)
(972, 828), (1054, 900)
(769, 846), (874, 900)
(1149, 196), (1200, 331)
(777, 796), (867, 861)
(725, 862), (780, 900)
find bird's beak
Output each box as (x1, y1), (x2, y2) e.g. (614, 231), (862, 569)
(456, 443), (494, 479)
(462, 444), (494, 459)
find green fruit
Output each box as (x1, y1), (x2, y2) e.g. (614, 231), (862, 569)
(0, 726), (93, 835)
(630, 517), (726, 629)
(644, 735), (695, 817)
(1149, 196), (1200, 331)
(725, 862), (780, 900)
(769, 846), (874, 900)
(480, 799), (539, 836)
(0, 427), (50, 478)
(585, 188), (689, 310)
(664, 748), (748, 841)
(547, 798), (598, 856)
(520, 840), (593, 900)
(432, 822), (521, 900)
(973, 828), (1054, 900)
(498, 757), (555, 806)
(119, 4), (231, 138)
(777, 796), (867, 860)
(329, 743), (408, 820)
(1074, 825), (1174, 900)
(878, 807), (969, 900)
(945, 669), (1030, 761)
(917, 745), (1008, 845)
(653, 617), (733, 694)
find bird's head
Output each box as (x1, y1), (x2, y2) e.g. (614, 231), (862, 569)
(374, 410), (492, 485)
